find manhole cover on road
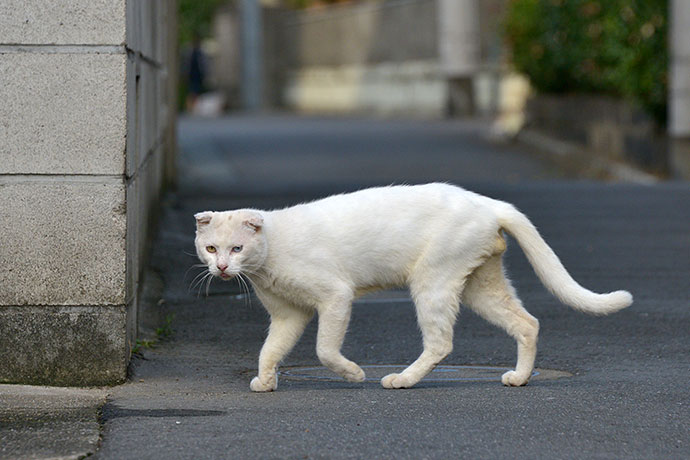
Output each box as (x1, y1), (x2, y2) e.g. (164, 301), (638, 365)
(279, 365), (572, 383)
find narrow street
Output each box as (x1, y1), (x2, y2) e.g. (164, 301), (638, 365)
(95, 115), (689, 459)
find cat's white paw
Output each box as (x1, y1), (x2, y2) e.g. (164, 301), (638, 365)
(381, 373), (414, 389)
(501, 370), (529, 387)
(342, 365), (366, 383)
(250, 375), (277, 392)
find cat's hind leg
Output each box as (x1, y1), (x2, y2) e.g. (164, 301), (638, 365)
(462, 254), (539, 386)
(316, 291), (366, 383)
(381, 283), (461, 389)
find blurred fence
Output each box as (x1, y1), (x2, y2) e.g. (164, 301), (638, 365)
(269, 0), (441, 116)
(213, 0), (519, 119)
(269, 0), (510, 117)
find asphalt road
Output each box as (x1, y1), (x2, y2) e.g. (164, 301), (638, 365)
(95, 115), (689, 459)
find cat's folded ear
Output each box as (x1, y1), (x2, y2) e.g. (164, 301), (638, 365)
(243, 213), (264, 233)
(194, 211), (214, 228)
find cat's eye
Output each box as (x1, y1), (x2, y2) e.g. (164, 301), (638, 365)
(231, 245), (243, 253)
(206, 246), (216, 253)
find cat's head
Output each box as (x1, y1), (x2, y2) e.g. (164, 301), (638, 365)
(194, 210), (267, 281)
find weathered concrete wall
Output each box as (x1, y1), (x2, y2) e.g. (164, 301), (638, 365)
(125, 0), (178, 356)
(526, 94), (668, 173)
(0, 0), (176, 386)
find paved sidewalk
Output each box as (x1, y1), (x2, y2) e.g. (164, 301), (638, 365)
(97, 178), (689, 459)
(99, 116), (689, 459)
(0, 385), (106, 460)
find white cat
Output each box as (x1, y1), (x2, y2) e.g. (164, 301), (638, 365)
(194, 183), (632, 392)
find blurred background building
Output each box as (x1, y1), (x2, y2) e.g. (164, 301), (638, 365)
(180, 0), (689, 179)
(207, 0), (514, 120)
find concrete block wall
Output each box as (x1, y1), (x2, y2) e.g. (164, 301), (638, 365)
(0, 0), (176, 386)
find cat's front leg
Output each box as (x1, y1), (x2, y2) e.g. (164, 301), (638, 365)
(250, 301), (313, 392)
(250, 375), (277, 392)
(316, 294), (366, 383)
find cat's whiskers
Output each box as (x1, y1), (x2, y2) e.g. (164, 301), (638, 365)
(241, 268), (270, 286)
(240, 263), (269, 281)
(184, 264), (208, 283)
(233, 276), (246, 302)
(194, 271), (213, 297)
(204, 272), (214, 297)
(192, 272), (208, 296)
(189, 269), (210, 292)
(188, 265), (260, 303)
(237, 273), (254, 309)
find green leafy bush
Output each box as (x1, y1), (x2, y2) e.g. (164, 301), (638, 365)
(178, 0), (227, 45)
(504, 0), (667, 123)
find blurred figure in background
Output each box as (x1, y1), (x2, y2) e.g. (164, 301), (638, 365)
(185, 32), (207, 113)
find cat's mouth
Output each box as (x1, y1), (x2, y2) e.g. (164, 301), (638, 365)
(219, 273), (234, 280)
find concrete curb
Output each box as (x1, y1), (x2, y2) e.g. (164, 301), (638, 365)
(0, 384), (107, 460)
(515, 128), (660, 185)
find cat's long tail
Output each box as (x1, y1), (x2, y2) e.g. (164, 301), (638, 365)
(496, 204), (632, 315)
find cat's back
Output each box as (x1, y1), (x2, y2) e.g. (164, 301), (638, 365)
(263, 183), (503, 275)
(275, 183), (489, 228)
(313, 183), (469, 212)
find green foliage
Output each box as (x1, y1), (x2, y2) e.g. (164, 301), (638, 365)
(504, 0), (668, 123)
(155, 314), (175, 340)
(131, 314), (175, 357)
(132, 339), (156, 355)
(178, 0), (227, 45)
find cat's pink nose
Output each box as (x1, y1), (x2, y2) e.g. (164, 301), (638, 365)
(217, 263), (228, 272)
